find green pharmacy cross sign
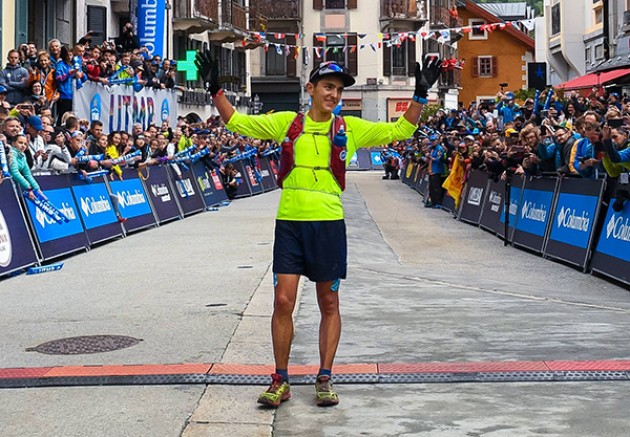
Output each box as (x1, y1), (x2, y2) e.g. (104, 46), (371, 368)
(177, 50), (198, 81)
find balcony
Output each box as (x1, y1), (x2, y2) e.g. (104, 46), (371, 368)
(430, 3), (462, 29)
(437, 69), (461, 89)
(209, 1), (250, 44)
(249, 0), (301, 32)
(173, 0), (219, 33)
(380, 0), (427, 32)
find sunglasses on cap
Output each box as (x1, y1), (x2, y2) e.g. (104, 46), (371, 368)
(309, 61), (355, 87)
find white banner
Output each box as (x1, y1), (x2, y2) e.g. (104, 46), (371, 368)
(73, 82), (179, 134)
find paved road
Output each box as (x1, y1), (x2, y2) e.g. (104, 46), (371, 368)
(0, 172), (628, 436)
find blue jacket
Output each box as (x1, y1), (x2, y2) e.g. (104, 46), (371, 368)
(0, 63), (29, 105)
(54, 59), (82, 100)
(429, 144), (447, 175)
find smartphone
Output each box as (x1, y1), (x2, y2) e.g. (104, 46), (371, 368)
(608, 118), (624, 128)
(540, 125), (547, 136)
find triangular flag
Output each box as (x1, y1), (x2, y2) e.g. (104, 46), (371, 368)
(370, 43), (376, 52)
(276, 44), (283, 55)
(521, 19), (535, 31)
(350, 45), (357, 53)
(315, 47), (322, 58)
(358, 34), (367, 39)
(294, 46), (300, 60)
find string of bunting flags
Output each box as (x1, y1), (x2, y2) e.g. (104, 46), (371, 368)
(240, 18), (536, 61)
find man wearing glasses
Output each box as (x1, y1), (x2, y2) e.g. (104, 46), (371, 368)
(196, 52), (441, 407)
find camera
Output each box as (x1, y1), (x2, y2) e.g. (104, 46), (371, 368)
(607, 118), (624, 128)
(499, 82), (508, 88)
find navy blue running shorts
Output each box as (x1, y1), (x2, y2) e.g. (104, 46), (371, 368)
(273, 219), (347, 283)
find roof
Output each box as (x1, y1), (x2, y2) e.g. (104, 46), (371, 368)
(556, 68), (630, 90)
(460, 0), (535, 49)
(476, 2), (527, 20)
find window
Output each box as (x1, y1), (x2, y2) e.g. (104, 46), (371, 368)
(384, 38), (416, 77)
(266, 36), (286, 76)
(313, 33), (358, 76)
(585, 46), (591, 64)
(594, 44), (604, 60)
(471, 56), (497, 78)
(469, 19), (487, 40)
(325, 0), (344, 9)
(326, 34), (346, 66)
(594, 5), (603, 25)
(551, 4), (561, 35)
(479, 56), (492, 77)
(265, 35), (297, 77)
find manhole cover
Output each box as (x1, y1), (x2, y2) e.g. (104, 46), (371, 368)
(26, 335), (143, 355)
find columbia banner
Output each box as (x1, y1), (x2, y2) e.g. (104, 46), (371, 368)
(107, 169), (156, 232)
(24, 175), (89, 260)
(142, 165), (182, 223)
(511, 177), (558, 254)
(74, 82), (178, 134)
(544, 178), (604, 269)
(591, 199), (630, 285)
(0, 180), (39, 277)
(68, 174), (123, 245)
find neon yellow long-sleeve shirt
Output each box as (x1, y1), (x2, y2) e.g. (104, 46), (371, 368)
(226, 110), (417, 220)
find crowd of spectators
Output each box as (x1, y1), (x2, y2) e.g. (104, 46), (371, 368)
(0, 24), (281, 202)
(391, 87), (630, 209)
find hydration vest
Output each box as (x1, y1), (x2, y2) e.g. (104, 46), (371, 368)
(277, 113), (348, 191)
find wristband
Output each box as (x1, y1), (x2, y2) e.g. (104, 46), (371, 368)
(413, 95), (428, 104)
(212, 89), (224, 98)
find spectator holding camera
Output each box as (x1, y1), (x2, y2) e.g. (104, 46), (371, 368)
(0, 49), (29, 106)
(115, 23), (141, 55)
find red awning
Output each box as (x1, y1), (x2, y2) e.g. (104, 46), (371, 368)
(557, 68), (630, 90)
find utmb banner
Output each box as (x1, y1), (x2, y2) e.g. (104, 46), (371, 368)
(74, 82), (178, 134)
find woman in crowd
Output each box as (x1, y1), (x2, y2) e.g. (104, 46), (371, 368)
(27, 81), (50, 114)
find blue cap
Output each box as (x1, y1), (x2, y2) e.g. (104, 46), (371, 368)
(429, 134), (439, 141)
(25, 115), (44, 131)
(505, 92), (515, 100)
(471, 128), (480, 135)
(0, 85), (7, 94)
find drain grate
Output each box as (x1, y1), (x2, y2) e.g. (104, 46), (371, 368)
(26, 335), (142, 355)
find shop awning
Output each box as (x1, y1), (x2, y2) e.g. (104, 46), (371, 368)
(557, 68), (630, 90)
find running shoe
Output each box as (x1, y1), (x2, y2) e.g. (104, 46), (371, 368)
(315, 375), (339, 406)
(257, 373), (291, 407)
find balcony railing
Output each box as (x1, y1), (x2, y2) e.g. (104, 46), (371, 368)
(173, 0), (218, 22)
(250, 0), (301, 20)
(380, 0), (427, 21)
(222, 1), (248, 30)
(438, 69), (461, 89)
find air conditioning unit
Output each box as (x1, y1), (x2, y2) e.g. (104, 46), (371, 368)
(366, 77), (377, 85)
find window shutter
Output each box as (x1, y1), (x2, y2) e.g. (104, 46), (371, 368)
(383, 42), (392, 77)
(286, 35), (297, 77)
(87, 6), (107, 46)
(407, 39), (416, 77)
(471, 56), (479, 78)
(491, 56), (498, 77)
(348, 34), (358, 76)
(313, 0), (323, 10)
(15, 1), (28, 45)
(348, 0), (358, 8)
(313, 34), (324, 63)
